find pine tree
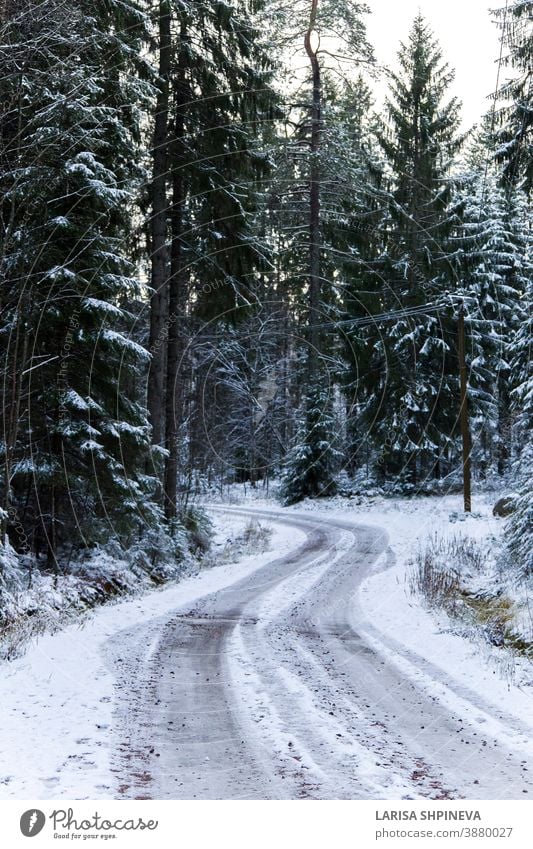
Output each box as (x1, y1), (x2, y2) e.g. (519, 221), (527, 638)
(493, 0), (533, 193)
(274, 0), (374, 502)
(505, 197), (532, 576)
(146, 0), (171, 453)
(280, 385), (341, 504)
(357, 15), (464, 486)
(481, 1), (532, 572)
(325, 76), (387, 473)
(505, 443), (533, 575)
(144, 0), (279, 514)
(0, 0), (161, 561)
(451, 166), (531, 476)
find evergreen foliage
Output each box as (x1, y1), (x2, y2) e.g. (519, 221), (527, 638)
(493, 0), (533, 193)
(451, 170), (531, 475)
(353, 15), (464, 483)
(0, 1), (530, 580)
(0, 0), (161, 561)
(280, 386), (341, 504)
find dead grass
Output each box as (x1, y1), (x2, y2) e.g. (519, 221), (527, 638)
(201, 519), (273, 569)
(410, 534), (533, 660)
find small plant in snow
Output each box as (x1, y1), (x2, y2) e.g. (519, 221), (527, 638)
(239, 520), (273, 552)
(410, 533), (533, 660)
(202, 520), (273, 568)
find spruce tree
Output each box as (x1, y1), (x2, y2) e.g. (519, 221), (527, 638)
(451, 167), (531, 476)
(144, 0), (279, 512)
(326, 77), (387, 474)
(505, 195), (532, 576)
(280, 385), (341, 504)
(276, 0), (373, 502)
(493, 0), (533, 193)
(490, 1), (532, 574)
(0, 0), (161, 561)
(359, 15), (464, 486)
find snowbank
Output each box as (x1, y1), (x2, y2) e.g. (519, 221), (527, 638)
(0, 516), (302, 799)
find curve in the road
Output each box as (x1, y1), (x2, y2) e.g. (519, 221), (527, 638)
(105, 506), (533, 800)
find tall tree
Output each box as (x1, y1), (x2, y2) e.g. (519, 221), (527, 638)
(451, 167), (530, 477)
(356, 15), (464, 485)
(280, 0), (373, 502)
(145, 0), (278, 515)
(147, 0), (171, 452)
(494, 0), (532, 527)
(505, 263), (532, 575)
(0, 0), (160, 561)
(493, 0), (533, 193)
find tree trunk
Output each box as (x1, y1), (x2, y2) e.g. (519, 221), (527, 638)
(1, 301), (29, 546)
(304, 0), (321, 374)
(0, 81), (26, 548)
(164, 19), (189, 520)
(147, 0), (171, 449)
(497, 372), (510, 476)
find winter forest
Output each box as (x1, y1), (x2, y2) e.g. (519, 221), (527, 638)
(0, 0), (533, 805)
(0, 0), (531, 674)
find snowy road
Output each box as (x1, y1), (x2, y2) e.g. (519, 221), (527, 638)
(107, 507), (533, 800)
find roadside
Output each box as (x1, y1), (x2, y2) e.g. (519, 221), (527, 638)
(1, 490), (531, 800)
(106, 503), (533, 800)
(0, 514), (293, 799)
(211, 486), (532, 685)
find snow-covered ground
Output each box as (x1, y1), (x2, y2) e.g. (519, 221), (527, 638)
(0, 491), (531, 799)
(350, 498), (533, 744)
(0, 515), (302, 799)
(288, 491), (533, 690)
(207, 489), (533, 773)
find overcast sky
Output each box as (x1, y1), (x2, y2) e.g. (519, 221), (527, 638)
(365, 0), (503, 128)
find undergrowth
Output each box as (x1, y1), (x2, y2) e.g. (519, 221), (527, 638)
(0, 513), (206, 661)
(409, 533), (533, 662)
(201, 519), (273, 568)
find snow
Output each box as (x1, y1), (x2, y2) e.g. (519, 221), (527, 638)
(83, 298), (123, 318)
(62, 390), (89, 411)
(283, 491), (533, 740)
(101, 330), (150, 359)
(206, 487), (533, 712)
(103, 420), (148, 439)
(358, 534), (533, 748)
(224, 525), (416, 798)
(0, 516), (303, 799)
(45, 266), (76, 282)
(1, 489), (532, 799)
(80, 439), (104, 454)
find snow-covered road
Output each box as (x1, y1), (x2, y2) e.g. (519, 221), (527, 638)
(106, 507), (533, 801)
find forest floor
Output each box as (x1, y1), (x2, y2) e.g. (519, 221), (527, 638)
(0, 492), (532, 800)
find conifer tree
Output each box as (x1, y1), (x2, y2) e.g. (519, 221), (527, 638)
(359, 15), (464, 485)
(0, 0), (161, 560)
(504, 192), (532, 575)
(452, 168), (530, 476)
(280, 385), (341, 504)
(277, 0), (373, 502)
(475, 2), (533, 576)
(145, 0), (279, 514)
(493, 0), (533, 193)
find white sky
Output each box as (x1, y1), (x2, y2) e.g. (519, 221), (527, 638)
(365, 0), (504, 128)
